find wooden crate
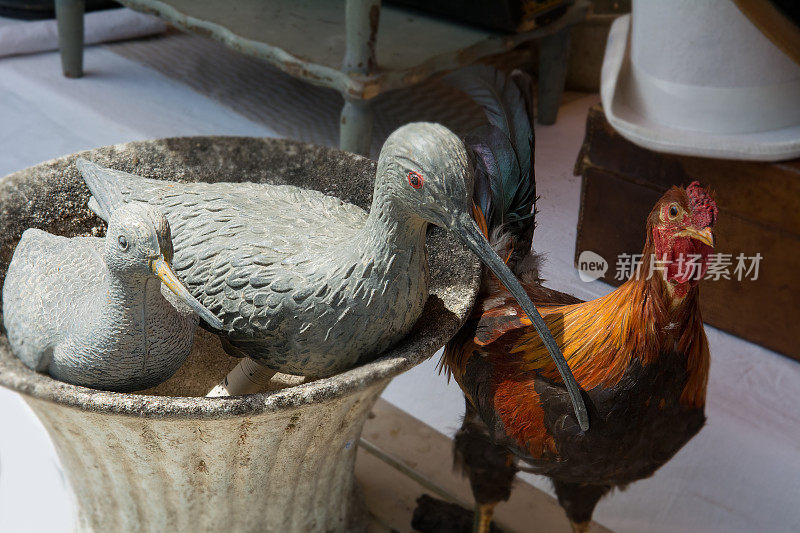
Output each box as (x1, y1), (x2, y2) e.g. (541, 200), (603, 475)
(574, 104), (800, 360)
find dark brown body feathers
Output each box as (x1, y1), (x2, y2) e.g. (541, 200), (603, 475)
(437, 185), (713, 528)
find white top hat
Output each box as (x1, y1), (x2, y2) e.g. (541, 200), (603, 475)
(601, 0), (800, 161)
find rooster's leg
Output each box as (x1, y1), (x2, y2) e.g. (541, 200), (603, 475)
(570, 521), (589, 533)
(455, 398), (518, 533)
(552, 480), (611, 533)
(473, 502), (496, 533)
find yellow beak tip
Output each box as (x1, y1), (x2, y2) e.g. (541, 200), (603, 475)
(678, 228), (714, 248)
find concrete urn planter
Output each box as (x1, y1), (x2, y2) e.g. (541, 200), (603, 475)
(0, 137), (481, 532)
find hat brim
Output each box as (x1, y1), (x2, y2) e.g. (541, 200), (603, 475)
(601, 15), (800, 162)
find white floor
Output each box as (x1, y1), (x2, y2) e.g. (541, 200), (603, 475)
(0, 30), (798, 533)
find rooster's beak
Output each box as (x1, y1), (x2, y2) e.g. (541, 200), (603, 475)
(676, 227), (714, 248)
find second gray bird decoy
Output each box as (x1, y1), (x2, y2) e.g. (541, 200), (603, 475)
(2, 203), (223, 392)
(78, 123), (588, 427)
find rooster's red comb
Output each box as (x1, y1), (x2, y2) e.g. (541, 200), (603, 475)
(686, 181), (718, 228)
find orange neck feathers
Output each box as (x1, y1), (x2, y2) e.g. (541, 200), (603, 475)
(507, 250), (709, 407)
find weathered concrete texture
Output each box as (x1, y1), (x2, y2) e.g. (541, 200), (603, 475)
(0, 137), (480, 532)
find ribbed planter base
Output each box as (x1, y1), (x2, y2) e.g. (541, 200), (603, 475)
(23, 365), (373, 532)
(0, 137), (480, 532)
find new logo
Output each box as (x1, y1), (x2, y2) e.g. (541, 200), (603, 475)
(577, 250), (608, 282)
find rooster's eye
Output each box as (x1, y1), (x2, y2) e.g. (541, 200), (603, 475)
(669, 205), (679, 219)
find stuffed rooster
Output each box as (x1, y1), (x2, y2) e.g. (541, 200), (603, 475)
(414, 66), (717, 533)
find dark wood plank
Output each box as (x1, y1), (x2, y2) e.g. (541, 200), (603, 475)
(575, 104), (800, 360)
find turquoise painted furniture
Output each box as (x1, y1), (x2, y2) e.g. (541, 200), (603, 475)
(55, 0), (588, 154)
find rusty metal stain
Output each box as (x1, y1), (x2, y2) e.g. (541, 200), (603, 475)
(366, 4), (380, 73)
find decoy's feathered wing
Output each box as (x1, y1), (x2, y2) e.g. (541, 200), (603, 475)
(3, 230), (106, 371)
(78, 159), (415, 376)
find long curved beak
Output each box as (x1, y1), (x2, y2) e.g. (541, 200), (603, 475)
(676, 227), (715, 248)
(152, 257), (224, 330)
(451, 213), (590, 431)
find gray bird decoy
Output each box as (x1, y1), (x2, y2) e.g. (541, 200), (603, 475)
(2, 203), (223, 392)
(78, 123), (588, 427)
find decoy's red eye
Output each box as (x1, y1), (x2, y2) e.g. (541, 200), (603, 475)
(407, 171), (423, 190)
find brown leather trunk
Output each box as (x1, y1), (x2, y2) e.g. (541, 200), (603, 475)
(574, 104), (800, 361)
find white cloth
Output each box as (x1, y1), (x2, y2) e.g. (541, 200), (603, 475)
(0, 8), (166, 58)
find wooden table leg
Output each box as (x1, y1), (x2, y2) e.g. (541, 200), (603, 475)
(537, 26), (571, 125)
(340, 0), (380, 155)
(56, 0), (85, 78)
(340, 98), (374, 156)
